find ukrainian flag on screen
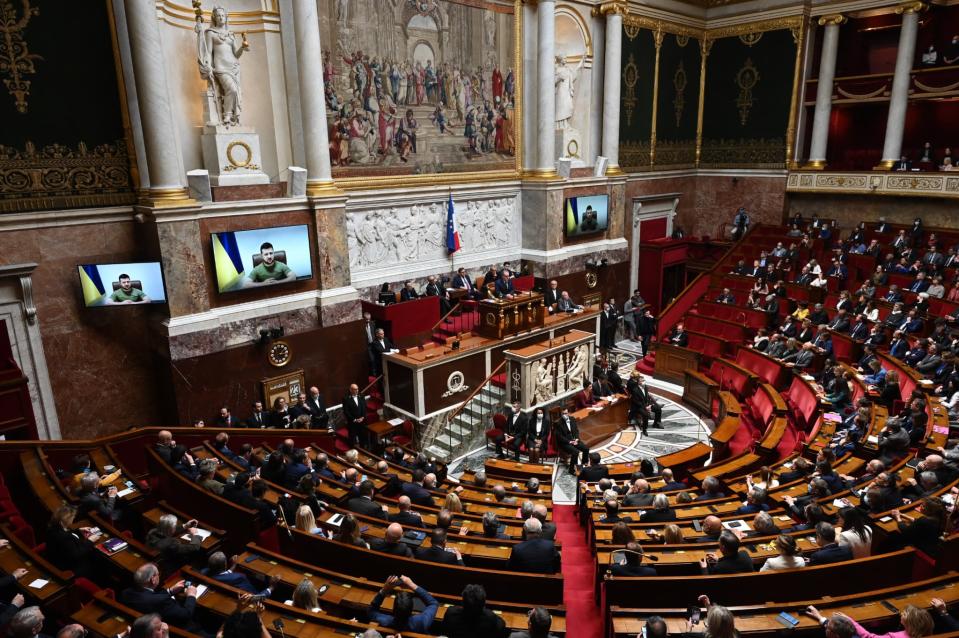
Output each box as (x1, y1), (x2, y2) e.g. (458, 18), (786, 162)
(79, 265), (106, 306)
(213, 232), (245, 292)
(566, 198), (580, 235)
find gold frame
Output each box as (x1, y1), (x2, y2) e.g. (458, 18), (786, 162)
(331, 0), (525, 190)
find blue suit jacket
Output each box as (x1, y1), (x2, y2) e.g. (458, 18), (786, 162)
(369, 586), (438, 633)
(808, 543), (853, 565)
(201, 569), (270, 596)
(494, 278), (515, 297)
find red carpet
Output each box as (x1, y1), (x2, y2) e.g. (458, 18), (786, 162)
(554, 504), (604, 638)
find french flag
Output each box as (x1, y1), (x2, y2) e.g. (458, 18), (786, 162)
(446, 193), (461, 254)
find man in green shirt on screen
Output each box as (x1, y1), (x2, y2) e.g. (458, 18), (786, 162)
(247, 242), (293, 287)
(108, 274), (150, 304)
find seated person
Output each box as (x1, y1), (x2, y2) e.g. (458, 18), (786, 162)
(44, 505), (96, 578)
(370, 522), (414, 557)
(808, 522), (853, 565)
(494, 270), (516, 299)
(507, 518), (559, 574)
(610, 541), (657, 576)
(146, 514), (205, 566)
(400, 280), (420, 301)
(202, 551), (276, 596)
(367, 575), (438, 634)
(120, 563), (202, 632)
(556, 291), (582, 313)
(701, 530), (754, 574)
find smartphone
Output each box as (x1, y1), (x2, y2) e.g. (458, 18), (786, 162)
(184, 581), (192, 588)
(692, 520), (703, 532)
(687, 607), (701, 624)
(244, 554), (260, 563)
(777, 612), (800, 627)
(880, 600), (900, 614)
(318, 584), (329, 595)
(124, 480), (134, 489)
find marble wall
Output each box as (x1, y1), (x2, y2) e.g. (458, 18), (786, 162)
(0, 217), (167, 439)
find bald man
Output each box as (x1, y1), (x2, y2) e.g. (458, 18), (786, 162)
(154, 431), (174, 463)
(342, 383), (370, 446)
(388, 495), (423, 528)
(695, 515), (724, 543)
(371, 523), (413, 558)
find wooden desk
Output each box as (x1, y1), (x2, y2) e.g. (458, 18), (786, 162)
(655, 343), (701, 384)
(364, 420), (400, 447)
(475, 292), (546, 339)
(361, 296), (440, 348)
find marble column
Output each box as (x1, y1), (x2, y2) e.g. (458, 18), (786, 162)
(805, 15), (845, 169)
(292, 0), (336, 195)
(878, 2), (926, 169)
(600, 1), (627, 175)
(123, 0), (191, 206)
(535, 0), (557, 176)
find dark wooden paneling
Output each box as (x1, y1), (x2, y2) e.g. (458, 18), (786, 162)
(534, 262), (631, 308)
(169, 320), (366, 425)
(422, 352), (488, 414)
(385, 361), (415, 414)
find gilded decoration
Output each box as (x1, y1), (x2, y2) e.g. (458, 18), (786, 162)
(0, 0), (41, 114)
(0, 139), (134, 211)
(655, 139), (696, 167)
(622, 53), (639, 127)
(673, 61), (687, 127)
(738, 32), (762, 47)
(676, 34), (689, 47)
(700, 138), (784, 167)
(620, 140), (652, 169)
(787, 170), (959, 199)
(735, 58), (759, 126)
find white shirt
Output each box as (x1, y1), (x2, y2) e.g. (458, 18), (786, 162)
(839, 526), (873, 558)
(760, 555), (806, 571)
(533, 417), (545, 436)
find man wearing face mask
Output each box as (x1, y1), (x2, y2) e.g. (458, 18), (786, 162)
(554, 407), (589, 473)
(525, 407), (550, 463)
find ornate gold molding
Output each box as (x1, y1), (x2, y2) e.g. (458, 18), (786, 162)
(650, 28), (664, 167)
(895, 1), (927, 15)
(623, 14), (702, 39)
(787, 170), (959, 199)
(694, 39), (711, 167)
(139, 186), (196, 208)
(594, 0), (628, 17)
(704, 15), (804, 42)
(0, 0), (41, 114)
(785, 18), (807, 168)
(817, 14), (847, 26)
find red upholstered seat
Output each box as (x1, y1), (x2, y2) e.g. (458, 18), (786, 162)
(391, 420), (414, 446)
(485, 413), (507, 450)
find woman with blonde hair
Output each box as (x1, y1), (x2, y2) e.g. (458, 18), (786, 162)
(444, 491), (464, 514)
(294, 505), (322, 535)
(291, 578), (322, 613)
(662, 524), (684, 544)
(686, 595), (737, 638)
(837, 605), (934, 638)
(760, 534), (805, 571)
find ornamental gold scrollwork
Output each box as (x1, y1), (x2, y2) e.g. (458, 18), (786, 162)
(673, 61), (687, 127)
(223, 140), (260, 172)
(676, 34), (690, 47)
(735, 58), (759, 126)
(624, 23), (641, 40)
(621, 53), (639, 127)
(895, 1), (927, 15)
(0, 0), (42, 114)
(739, 32), (762, 47)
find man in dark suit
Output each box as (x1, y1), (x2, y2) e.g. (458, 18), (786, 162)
(441, 584), (507, 638)
(507, 518), (558, 573)
(400, 280), (420, 301)
(701, 531), (755, 574)
(715, 288), (736, 304)
(669, 322), (689, 347)
(215, 407), (240, 428)
(556, 291), (579, 313)
(370, 523), (414, 558)
(494, 402), (527, 460)
(304, 387), (330, 429)
(245, 401), (270, 428)
(202, 552), (276, 596)
(121, 563), (200, 631)
(452, 267), (482, 300)
(424, 275), (452, 316)
(848, 315), (869, 341)
(525, 407), (550, 460)
(909, 272), (930, 293)
(610, 542), (657, 577)
(415, 528), (464, 565)
(494, 270), (516, 298)
(627, 373), (663, 435)
(532, 504), (557, 541)
(599, 302), (618, 350)
(401, 469), (435, 507)
(876, 218), (891, 233)
(347, 480), (388, 520)
(579, 452), (609, 483)
(369, 328), (397, 377)
(555, 408), (589, 472)
(658, 468), (686, 491)
(828, 309), (850, 333)
(623, 479), (655, 507)
(388, 495), (423, 527)
(283, 449), (313, 488)
(808, 522), (853, 565)
(154, 430), (175, 463)
(544, 279), (562, 312)
(341, 383), (369, 445)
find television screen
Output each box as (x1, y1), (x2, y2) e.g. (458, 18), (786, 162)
(564, 195), (609, 238)
(77, 262), (167, 307)
(211, 224), (313, 293)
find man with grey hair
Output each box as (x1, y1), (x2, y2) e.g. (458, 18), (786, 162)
(520, 500), (535, 521)
(695, 475), (726, 501)
(805, 607), (858, 638)
(526, 477), (541, 493)
(482, 511), (508, 539)
(509, 606), (557, 638)
(532, 503), (556, 541)
(121, 563), (199, 630)
(145, 514), (204, 565)
(129, 614), (168, 638)
(735, 487), (769, 514)
(55, 625), (86, 638)
(201, 551), (276, 595)
(493, 484), (517, 505)
(624, 479), (654, 507)
(642, 494), (676, 524)
(196, 458), (224, 494)
(507, 517), (558, 573)
(902, 470), (941, 501)
(472, 470), (487, 487)
(749, 511), (779, 537)
(8, 607), (46, 638)
(76, 472), (120, 521)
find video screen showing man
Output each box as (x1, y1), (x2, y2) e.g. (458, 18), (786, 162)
(246, 242), (294, 288)
(109, 274), (151, 304)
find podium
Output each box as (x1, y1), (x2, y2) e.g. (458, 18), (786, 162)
(475, 292), (545, 340)
(503, 329), (596, 407)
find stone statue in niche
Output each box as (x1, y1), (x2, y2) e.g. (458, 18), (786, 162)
(196, 5), (248, 127)
(566, 345), (588, 388)
(534, 360), (554, 404)
(554, 55), (583, 129)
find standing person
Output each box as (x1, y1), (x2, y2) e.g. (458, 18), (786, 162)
(341, 384), (369, 446)
(638, 308), (656, 356)
(732, 207), (750, 240)
(600, 302), (619, 351)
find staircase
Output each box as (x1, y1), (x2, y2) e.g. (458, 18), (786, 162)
(422, 363), (507, 462)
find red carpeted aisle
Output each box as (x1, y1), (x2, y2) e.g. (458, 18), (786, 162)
(554, 504), (604, 638)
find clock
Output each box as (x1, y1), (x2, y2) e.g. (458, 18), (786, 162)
(585, 271), (599, 289)
(267, 340), (292, 367)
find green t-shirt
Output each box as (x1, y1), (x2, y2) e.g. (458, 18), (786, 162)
(249, 260), (292, 282)
(110, 287), (147, 302)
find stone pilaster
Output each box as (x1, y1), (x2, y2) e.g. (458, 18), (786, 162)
(877, 2), (926, 169)
(805, 15), (845, 169)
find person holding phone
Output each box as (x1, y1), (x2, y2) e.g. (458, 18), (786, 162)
(684, 595), (737, 638)
(367, 575), (438, 634)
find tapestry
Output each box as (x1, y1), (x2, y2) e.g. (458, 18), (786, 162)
(320, 0), (518, 179)
(700, 28), (797, 168)
(0, 0), (134, 212)
(618, 24), (655, 171)
(655, 33), (701, 169)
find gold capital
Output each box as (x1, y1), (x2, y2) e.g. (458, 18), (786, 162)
(896, 1), (927, 15)
(596, 0), (628, 17)
(817, 14), (847, 26)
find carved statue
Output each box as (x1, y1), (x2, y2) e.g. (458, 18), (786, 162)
(554, 55), (584, 129)
(556, 353), (568, 394)
(566, 345), (588, 387)
(534, 360), (554, 404)
(196, 5), (248, 127)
